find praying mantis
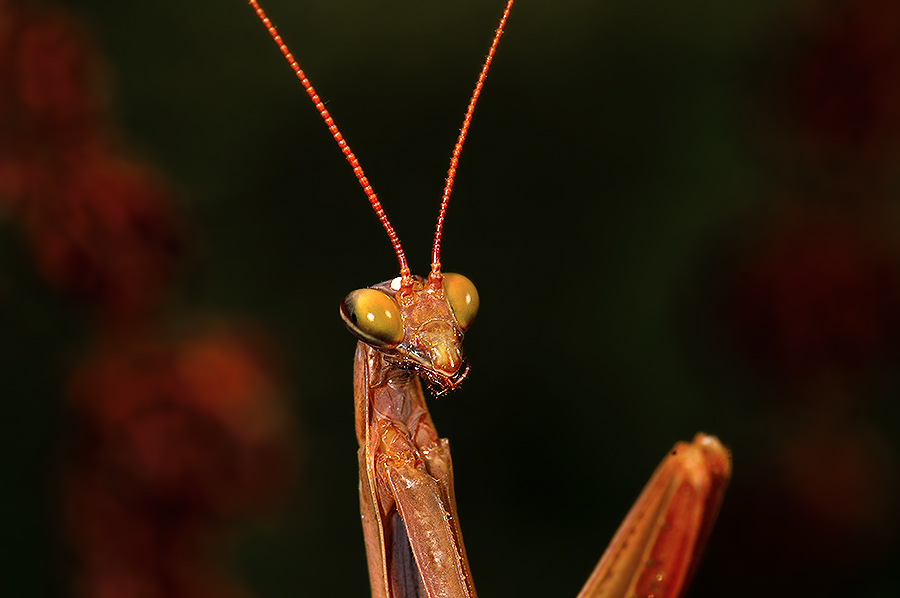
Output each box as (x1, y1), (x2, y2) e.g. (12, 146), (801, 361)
(248, 1), (731, 596)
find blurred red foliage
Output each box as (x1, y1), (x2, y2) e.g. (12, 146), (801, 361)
(713, 2), (900, 595)
(20, 148), (186, 325)
(726, 207), (900, 384)
(66, 326), (297, 598)
(0, 1), (106, 208)
(795, 0), (900, 152)
(2, 3), (300, 596)
(1, 1), (185, 327)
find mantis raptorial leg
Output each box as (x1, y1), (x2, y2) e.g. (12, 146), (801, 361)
(248, 1), (731, 597)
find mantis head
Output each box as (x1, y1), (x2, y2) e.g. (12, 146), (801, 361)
(341, 272), (479, 393)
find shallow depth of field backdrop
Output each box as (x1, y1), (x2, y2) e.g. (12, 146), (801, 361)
(2, 0), (900, 597)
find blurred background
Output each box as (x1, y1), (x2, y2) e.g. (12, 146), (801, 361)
(2, 0), (899, 596)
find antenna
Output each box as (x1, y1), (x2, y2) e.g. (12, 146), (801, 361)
(429, 0), (513, 290)
(249, 0), (410, 282)
(249, 0), (514, 290)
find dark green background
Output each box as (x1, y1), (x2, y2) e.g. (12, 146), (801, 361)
(2, 1), (898, 596)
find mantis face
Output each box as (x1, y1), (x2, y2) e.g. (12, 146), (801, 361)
(341, 273), (479, 393)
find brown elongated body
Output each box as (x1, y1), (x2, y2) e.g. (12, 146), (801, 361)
(349, 275), (477, 598)
(355, 341), (475, 598)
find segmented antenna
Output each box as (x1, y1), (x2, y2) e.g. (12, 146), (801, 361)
(249, 0), (410, 281)
(250, 0), (513, 289)
(430, 0), (514, 287)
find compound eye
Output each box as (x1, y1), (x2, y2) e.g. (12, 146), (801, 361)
(442, 273), (479, 331)
(340, 288), (404, 348)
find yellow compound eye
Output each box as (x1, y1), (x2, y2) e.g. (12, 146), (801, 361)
(340, 288), (404, 348)
(442, 273), (479, 331)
